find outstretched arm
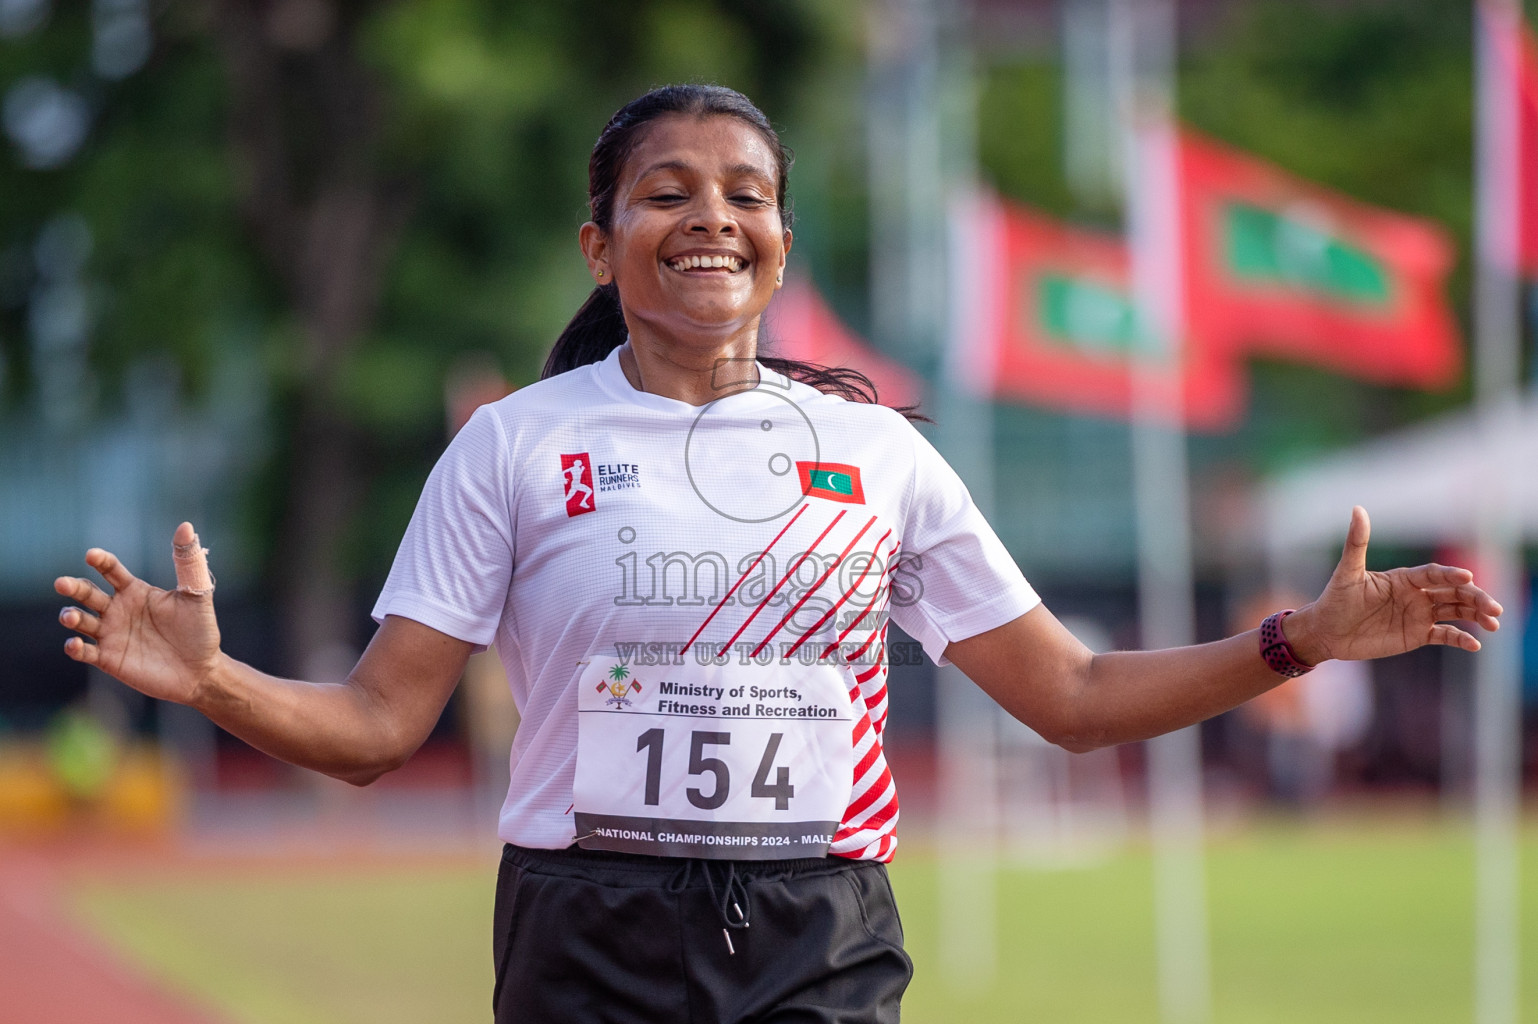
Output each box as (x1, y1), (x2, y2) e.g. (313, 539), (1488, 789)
(945, 507), (1503, 753)
(54, 523), (472, 785)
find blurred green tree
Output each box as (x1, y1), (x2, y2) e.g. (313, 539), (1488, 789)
(0, 0), (842, 674)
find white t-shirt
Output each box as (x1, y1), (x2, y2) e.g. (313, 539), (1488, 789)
(373, 346), (1039, 861)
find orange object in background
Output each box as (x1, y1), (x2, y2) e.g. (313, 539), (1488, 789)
(0, 741), (184, 835)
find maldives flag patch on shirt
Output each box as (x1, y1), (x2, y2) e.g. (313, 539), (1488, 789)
(796, 461), (865, 504)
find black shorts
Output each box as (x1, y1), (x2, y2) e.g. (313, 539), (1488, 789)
(492, 843), (913, 1024)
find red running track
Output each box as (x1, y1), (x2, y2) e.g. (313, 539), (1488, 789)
(0, 844), (228, 1024)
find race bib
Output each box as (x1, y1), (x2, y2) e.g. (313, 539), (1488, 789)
(573, 651), (856, 860)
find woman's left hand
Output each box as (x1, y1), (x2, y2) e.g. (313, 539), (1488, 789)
(1285, 506), (1504, 665)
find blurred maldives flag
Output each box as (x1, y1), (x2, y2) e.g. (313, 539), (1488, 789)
(1519, 17), (1538, 274)
(1476, 0), (1538, 276)
(1176, 129), (1463, 389)
(765, 278), (924, 410)
(949, 194), (1244, 430)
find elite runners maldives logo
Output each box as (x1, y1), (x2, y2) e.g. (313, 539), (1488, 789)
(561, 453), (596, 517)
(596, 461), (641, 493)
(795, 461), (865, 504)
(598, 664), (642, 707)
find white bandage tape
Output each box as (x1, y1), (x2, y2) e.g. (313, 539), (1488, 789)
(173, 532), (215, 595)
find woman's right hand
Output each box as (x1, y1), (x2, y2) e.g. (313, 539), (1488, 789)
(54, 522), (223, 707)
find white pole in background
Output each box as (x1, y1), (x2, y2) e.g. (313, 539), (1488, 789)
(1114, 0), (1213, 1021)
(1062, 0), (1121, 209)
(868, 0), (997, 989)
(1472, 4), (1524, 1023)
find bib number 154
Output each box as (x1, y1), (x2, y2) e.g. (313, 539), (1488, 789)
(634, 728), (796, 811)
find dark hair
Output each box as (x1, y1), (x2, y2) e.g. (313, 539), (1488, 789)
(542, 84), (921, 418)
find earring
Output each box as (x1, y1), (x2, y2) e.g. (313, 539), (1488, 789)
(597, 269), (605, 278)
(776, 274), (782, 285)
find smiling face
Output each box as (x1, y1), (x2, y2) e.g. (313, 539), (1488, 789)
(580, 113), (791, 356)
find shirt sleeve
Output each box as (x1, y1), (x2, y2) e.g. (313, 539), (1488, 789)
(887, 423), (1040, 666)
(371, 405), (515, 647)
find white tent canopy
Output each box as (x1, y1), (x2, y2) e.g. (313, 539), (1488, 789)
(1261, 392), (1531, 1024)
(1262, 394), (1538, 557)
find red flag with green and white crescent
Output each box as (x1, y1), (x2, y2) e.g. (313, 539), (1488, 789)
(796, 461), (865, 504)
(950, 192), (1244, 430)
(1175, 129), (1462, 388)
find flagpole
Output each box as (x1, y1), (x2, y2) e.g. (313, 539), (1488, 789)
(1113, 1), (1212, 1022)
(868, 0), (998, 990)
(935, 12), (1001, 994)
(1472, 4), (1524, 1023)
(1063, 0), (1119, 209)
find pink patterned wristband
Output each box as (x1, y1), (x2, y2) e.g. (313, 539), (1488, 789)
(1259, 609), (1314, 678)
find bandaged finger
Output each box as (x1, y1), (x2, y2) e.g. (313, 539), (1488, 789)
(174, 530), (215, 595)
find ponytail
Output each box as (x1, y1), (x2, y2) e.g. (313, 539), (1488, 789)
(757, 356), (930, 423)
(542, 284), (626, 379)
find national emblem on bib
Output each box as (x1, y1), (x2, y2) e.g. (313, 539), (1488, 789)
(599, 663), (642, 707)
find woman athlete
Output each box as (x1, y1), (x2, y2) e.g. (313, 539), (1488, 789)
(54, 85), (1503, 1023)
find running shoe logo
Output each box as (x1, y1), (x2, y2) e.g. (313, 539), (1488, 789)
(561, 453), (596, 517)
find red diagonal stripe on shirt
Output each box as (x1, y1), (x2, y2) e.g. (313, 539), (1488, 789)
(749, 516), (877, 659)
(841, 792), (897, 838)
(818, 542), (900, 661)
(852, 731), (883, 782)
(842, 628), (881, 666)
(780, 528), (893, 662)
(850, 710), (871, 750)
(840, 793), (899, 836)
(844, 795), (900, 838)
(717, 511), (846, 657)
(836, 767), (895, 832)
(867, 696), (889, 727)
(863, 681), (888, 712)
(855, 643), (887, 684)
(681, 503), (809, 652)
